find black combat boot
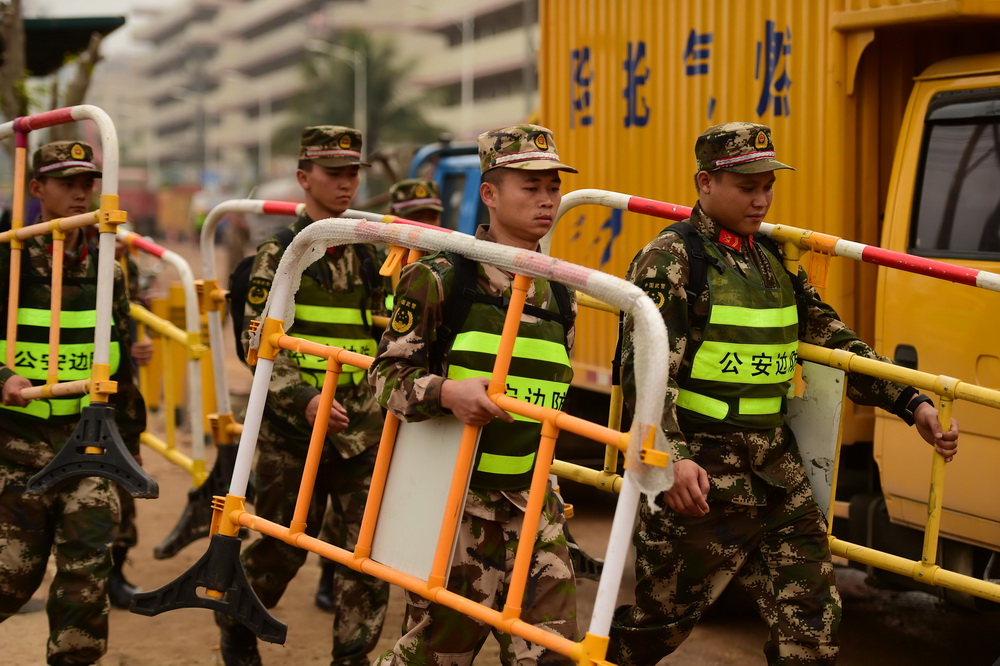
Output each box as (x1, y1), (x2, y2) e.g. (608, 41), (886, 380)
(314, 559), (335, 612)
(215, 611), (263, 666)
(107, 545), (139, 610)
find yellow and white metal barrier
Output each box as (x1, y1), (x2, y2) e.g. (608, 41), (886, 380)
(553, 187), (1000, 606)
(118, 230), (209, 486)
(0, 105), (157, 497)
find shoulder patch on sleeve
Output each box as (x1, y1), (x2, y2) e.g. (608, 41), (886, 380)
(247, 277), (271, 306)
(641, 277), (669, 311)
(390, 296), (420, 335)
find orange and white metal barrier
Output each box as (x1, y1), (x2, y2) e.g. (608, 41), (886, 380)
(133, 218), (674, 665)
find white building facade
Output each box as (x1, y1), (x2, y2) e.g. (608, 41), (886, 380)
(87, 0), (539, 190)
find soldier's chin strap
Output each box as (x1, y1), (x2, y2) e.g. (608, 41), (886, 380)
(26, 403), (159, 498)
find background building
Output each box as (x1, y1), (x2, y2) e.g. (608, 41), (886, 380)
(86, 0), (540, 194)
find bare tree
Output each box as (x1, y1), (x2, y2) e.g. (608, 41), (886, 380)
(49, 33), (103, 141)
(0, 0), (29, 122)
(0, 1), (104, 165)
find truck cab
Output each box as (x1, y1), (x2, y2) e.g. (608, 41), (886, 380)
(870, 54), (1000, 601)
(406, 141), (487, 234)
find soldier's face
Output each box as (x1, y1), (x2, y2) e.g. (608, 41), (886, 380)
(30, 174), (96, 221)
(481, 168), (562, 249)
(297, 163), (361, 218)
(697, 169), (775, 236)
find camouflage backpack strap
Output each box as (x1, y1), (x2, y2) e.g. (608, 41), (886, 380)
(668, 220), (724, 301)
(429, 251), (475, 374)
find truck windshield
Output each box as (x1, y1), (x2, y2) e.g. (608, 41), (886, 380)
(911, 89), (1000, 259)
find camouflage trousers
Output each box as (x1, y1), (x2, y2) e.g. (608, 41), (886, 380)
(0, 421), (120, 665)
(608, 481), (840, 666)
(218, 440), (389, 666)
(375, 489), (577, 666)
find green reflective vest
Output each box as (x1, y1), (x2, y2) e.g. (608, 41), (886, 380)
(677, 236), (798, 429)
(0, 281), (121, 422)
(288, 253), (377, 388)
(445, 280), (573, 491)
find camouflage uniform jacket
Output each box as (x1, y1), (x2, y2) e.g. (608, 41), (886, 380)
(244, 212), (390, 460)
(369, 225), (577, 520)
(0, 230), (143, 469)
(621, 204), (914, 505)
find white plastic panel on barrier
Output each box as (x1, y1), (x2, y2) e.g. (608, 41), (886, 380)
(786, 361), (846, 519)
(370, 416), (481, 582)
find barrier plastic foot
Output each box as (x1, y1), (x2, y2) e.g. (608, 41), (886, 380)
(27, 403), (159, 498)
(153, 443), (250, 559)
(131, 533), (287, 644)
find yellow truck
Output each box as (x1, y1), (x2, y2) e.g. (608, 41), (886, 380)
(538, 0), (1000, 602)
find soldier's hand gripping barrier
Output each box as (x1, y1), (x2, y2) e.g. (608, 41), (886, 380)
(26, 402), (159, 498)
(153, 444), (252, 559)
(131, 533), (287, 644)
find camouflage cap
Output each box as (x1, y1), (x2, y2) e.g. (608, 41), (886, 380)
(695, 122), (794, 174)
(390, 178), (444, 215)
(478, 124), (577, 174)
(32, 140), (102, 178)
(299, 125), (371, 167)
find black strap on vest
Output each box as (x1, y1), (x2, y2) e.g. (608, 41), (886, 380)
(431, 252), (572, 374)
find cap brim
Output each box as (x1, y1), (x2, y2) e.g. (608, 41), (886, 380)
(395, 203), (445, 214)
(723, 159), (794, 174)
(43, 167), (103, 178)
(487, 159), (578, 174)
(310, 157), (372, 168)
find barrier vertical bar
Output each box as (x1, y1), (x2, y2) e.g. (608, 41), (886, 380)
(5, 131), (28, 368)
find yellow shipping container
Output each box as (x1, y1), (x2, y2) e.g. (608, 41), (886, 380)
(539, 0), (1000, 602)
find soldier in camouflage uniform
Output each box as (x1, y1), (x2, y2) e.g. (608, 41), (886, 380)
(369, 124), (579, 666)
(0, 141), (146, 666)
(389, 178), (444, 226)
(215, 126), (391, 666)
(607, 122), (960, 665)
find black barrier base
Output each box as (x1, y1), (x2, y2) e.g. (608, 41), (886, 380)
(131, 533), (287, 644)
(153, 443), (254, 559)
(27, 403), (159, 498)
